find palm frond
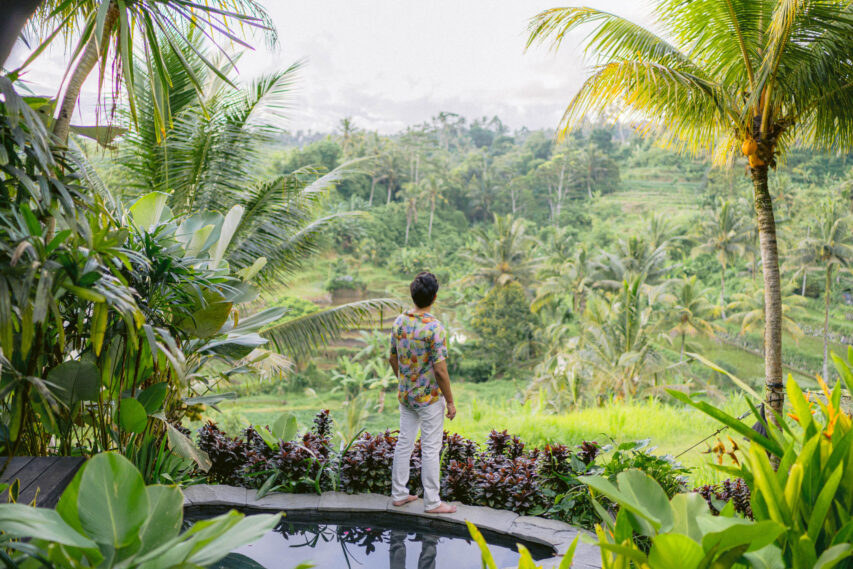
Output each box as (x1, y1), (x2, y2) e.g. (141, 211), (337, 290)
(527, 7), (692, 68)
(263, 298), (404, 357)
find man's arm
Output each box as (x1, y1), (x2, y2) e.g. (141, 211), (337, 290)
(433, 360), (456, 420)
(389, 353), (399, 377)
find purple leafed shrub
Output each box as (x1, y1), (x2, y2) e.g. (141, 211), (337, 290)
(196, 411), (688, 526)
(197, 422), (247, 486)
(339, 430), (397, 495)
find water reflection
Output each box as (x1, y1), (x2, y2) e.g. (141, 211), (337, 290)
(191, 508), (554, 569)
(389, 531), (438, 569)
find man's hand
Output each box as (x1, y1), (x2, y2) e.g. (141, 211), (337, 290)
(446, 402), (456, 420)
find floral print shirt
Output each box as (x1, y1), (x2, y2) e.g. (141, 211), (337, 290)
(389, 310), (448, 409)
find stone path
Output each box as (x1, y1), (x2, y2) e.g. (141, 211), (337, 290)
(183, 485), (602, 568)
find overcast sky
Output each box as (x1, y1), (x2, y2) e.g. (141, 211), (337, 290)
(8, 0), (655, 134)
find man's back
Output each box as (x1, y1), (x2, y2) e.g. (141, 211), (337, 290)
(390, 310), (448, 409)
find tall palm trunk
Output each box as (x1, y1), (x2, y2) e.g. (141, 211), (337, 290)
(428, 197), (435, 239)
(751, 165), (784, 429)
(719, 264), (726, 319)
(369, 177), (376, 206)
(824, 264), (832, 380)
(53, 2), (119, 142)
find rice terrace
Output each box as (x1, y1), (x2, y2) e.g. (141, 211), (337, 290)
(2, 1), (853, 568)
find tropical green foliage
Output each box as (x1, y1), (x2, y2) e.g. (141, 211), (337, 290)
(528, 0), (853, 423)
(670, 353), (853, 568)
(469, 282), (535, 374)
(0, 452), (279, 569)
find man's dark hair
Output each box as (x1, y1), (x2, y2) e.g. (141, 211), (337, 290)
(410, 272), (439, 308)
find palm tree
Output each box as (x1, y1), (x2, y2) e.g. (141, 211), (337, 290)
(664, 276), (717, 361)
(727, 283), (807, 342)
(462, 214), (540, 289)
(528, 0), (853, 422)
(27, 0), (274, 143)
(575, 277), (669, 398)
(589, 236), (670, 290)
(419, 173), (446, 240)
(533, 246), (590, 316)
(692, 200), (750, 317)
(791, 201), (853, 378)
(116, 35), (399, 357)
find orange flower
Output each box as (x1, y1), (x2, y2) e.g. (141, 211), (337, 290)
(825, 412), (839, 440)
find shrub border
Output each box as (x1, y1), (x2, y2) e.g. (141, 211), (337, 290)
(182, 485), (602, 568)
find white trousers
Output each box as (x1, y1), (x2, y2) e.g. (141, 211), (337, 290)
(391, 398), (445, 510)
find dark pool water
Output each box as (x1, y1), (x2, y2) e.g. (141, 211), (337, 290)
(192, 509), (554, 569)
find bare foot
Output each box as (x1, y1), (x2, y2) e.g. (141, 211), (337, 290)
(392, 496), (418, 506)
(425, 502), (457, 514)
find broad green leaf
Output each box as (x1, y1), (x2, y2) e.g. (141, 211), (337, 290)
(77, 453), (149, 550)
(185, 513), (280, 567)
(129, 192), (172, 232)
(179, 300), (233, 338)
(176, 211), (223, 254)
(271, 414), (297, 442)
(153, 414), (212, 471)
(119, 397), (149, 434)
(56, 464), (84, 533)
(186, 224), (216, 258)
(808, 464), (844, 543)
(648, 533), (703, 569)
(210, 205), (244, 268)
(137, 382), (168, 414)
(699, 518), (785, 554)
(254, 425), (279, 450)
(139, 485), (183, 551)
(669, 493), (707, 542)
(814, 544), (853, 569)
(743, 544), (786, 569)
(580, 470), (673, 532)
(749, 444), (789, 524)
(236, 257), (267, 281)
(90, 302), (108, 356)
(47, 361), (100, 406)
(0, 503), (97, 550)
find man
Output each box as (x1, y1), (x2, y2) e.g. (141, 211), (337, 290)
(389, 271), (457, 514)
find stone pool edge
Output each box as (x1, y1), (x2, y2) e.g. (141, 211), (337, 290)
(183, 485), (601, 569)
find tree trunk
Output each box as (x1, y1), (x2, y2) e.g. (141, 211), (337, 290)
(53, 2), (119, 143)
(751, 165), (784, 432)
(680, 330), (685, 362)
(428, 198), (435, 239)
(720, 264), (726, 319)
(824, 264), (832, 380)
(386, 179), (393, 204)
(369, 176), (376, 206)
